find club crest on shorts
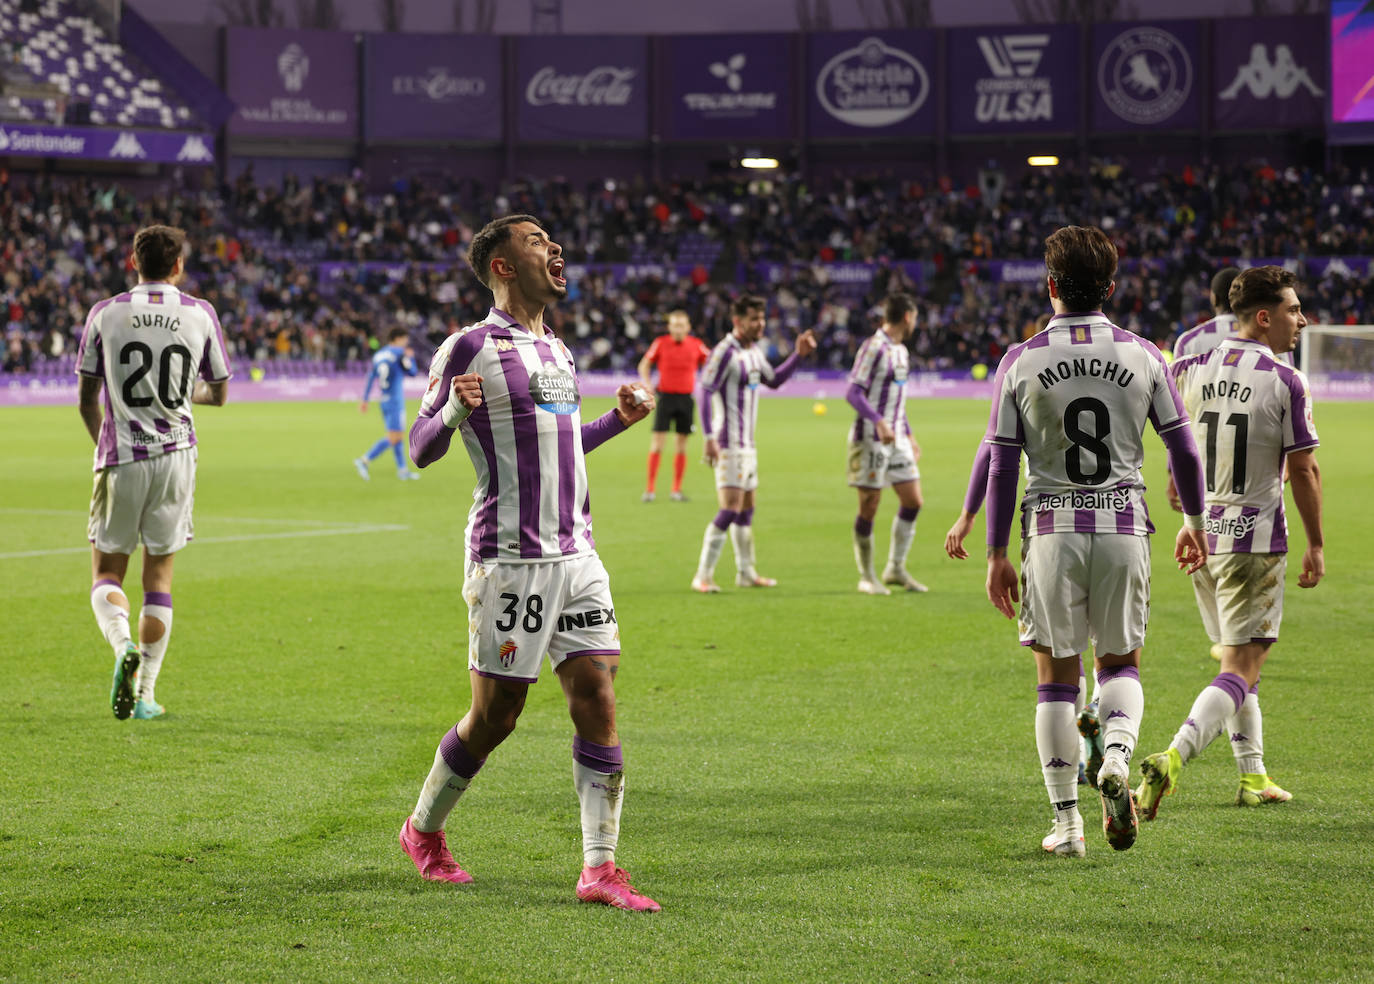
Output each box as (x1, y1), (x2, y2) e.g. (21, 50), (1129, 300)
(498, 639), (519, 668)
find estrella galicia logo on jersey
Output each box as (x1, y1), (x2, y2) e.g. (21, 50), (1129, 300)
(498, 640), (518, 668)
(747, 369), (761, 390)
(1097, 27), (1193, 125)
(529, 364), (580, 414)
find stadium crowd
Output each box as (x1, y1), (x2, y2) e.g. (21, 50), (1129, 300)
(3, 162), (1373, 375)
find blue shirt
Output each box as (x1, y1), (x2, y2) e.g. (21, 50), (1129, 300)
(363, 344), (418, 405)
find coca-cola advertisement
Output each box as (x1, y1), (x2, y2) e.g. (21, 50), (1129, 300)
(515, 35), (649, 142)
(364, 33), (502, 142)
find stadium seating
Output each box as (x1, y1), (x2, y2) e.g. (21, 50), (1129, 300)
(0, 0), (198, 128)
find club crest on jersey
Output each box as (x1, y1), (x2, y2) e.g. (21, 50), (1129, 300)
(498, 640), (519, 668)
(529, 364), (580, 414)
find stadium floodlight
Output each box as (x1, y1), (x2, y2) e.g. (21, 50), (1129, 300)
(1299, 324), (1374, 378)
(741, 157), (780, 169)
(1027, 155), (1060, 167)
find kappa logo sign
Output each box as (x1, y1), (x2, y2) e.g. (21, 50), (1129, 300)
(109, 132), (147, 159)
(1098, 27), (1193, 125)
(977, 35), (1049, 79)
(1219, 44), (1323, 101)
(176, 135), (214, 163)
(278, 43), (310, 93)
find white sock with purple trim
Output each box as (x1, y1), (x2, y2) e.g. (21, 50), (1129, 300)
(90, 579), (131, 656)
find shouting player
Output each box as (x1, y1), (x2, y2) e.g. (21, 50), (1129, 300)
(1135, 266), (1324, 818)
(691, 294), (817, 592)
(979, 225), (1207, 857)
(400, 215), (660, 911)
(77, 224), (231, 720)
(637, 309), (710, 502)
(847, 293), (928, 594)
(354, 326), (420, 481)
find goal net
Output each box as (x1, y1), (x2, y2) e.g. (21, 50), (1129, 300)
(1300, 324), (1374, 399)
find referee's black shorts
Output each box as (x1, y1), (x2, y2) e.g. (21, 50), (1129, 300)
(652, 392), (696, 435)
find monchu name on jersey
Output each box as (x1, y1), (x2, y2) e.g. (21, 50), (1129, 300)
(1035, 357), (1135, 391)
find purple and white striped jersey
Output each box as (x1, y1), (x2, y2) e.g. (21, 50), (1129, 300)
(985, 314), (1190, 538)
(416, 309), (598, 564)
(75, 282), (232, 472)
(1171, 337), (1319, 555)
(701, 334), (786, 449)
(1174, 313), (1237, 360)
(847, 330), (911, 442)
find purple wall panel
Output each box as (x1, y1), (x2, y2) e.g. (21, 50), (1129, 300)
(806, 32), (935, 138)
(364, 34), (502, 142)
(515, 35), (649, 142)
(947, 25), (1080, 134)
(1211, 16), (1325, 130)
(226, 28), (358, 139)
(1091, 21), (1201, 131)
(663, 33), (796, 141)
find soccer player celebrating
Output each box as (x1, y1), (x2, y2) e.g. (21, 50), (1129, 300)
(354, 326), (420, 481)
(76, 224), (231, 720)
(847, 293), (928, 594)
(1135, 266), (1323, 818)
(691, 295), (817, 592)
(637, 309), (710, 502)
(980, 226), (1208, 857)
(400, 215), (660, 912)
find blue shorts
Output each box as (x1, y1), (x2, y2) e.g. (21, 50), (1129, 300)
(380, 400), (405, 432)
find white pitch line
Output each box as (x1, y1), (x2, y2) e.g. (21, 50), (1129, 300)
(0, 508), (366, 527)
(0, 524), (411, 561)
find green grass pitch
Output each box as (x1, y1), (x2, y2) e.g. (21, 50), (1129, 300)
(2, 395), (1372, 983)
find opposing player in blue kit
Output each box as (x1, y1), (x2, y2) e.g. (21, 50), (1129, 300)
(355, 327), (420, 480)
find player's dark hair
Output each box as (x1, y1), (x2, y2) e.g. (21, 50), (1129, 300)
(132, 225), (185, 282)
(1228, 266), (1298, 323)
(466, 214), (542, 289)
(388, 327), (409, 342)
(884, 293), (917, 324)
(1044, 226), (1117, 313)
(732, 294), (766, 318)
(1210, 267), (1242, 314)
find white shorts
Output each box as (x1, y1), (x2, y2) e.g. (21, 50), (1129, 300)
(462, 552), (619, 683)
(88, 450), (197, 556)
(1192, 552), (1286, 646)
(1018, 533), (1151, 659)
(847, 437), (920, 489)
(714, 447), (758, 492)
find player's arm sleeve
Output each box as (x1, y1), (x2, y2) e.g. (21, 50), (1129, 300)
(1148, 356), (1205, 521)
(762, 351), (801, 389)
(402, 354), (419, 377)
(699, 347), (731, 436)
(845, 383), (881, 423)
(1281, 369), (1320, 454)
(983, 351), (1023, 549)
(196, 300), (234, 381)
(409, 336), (481, 468)
(360, 362), (379, 402)
(75, 301), (107, 379)
(581, 410), (628, 454)
(962, 441), (992, 515)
